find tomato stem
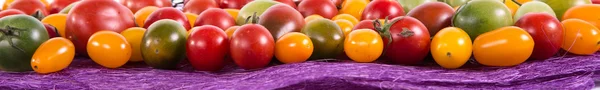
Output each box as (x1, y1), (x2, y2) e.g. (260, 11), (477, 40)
(244, 12), (260, 24)
(0, 26), (27, 54)
(31, 10), (45, 21)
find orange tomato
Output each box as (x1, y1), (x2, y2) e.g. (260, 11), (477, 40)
(275, 32), (314, 63)
(340, 0), (368, 20)
(41, 14), (68, 37)
(224, 9), (240, 21)
(473, 26), (534, 67)
(304, 14), (324, 23)
(334, 19), (354, 37)
(185, 13), (198, 27)
(2, 0), (14, 10)
(332, 14), (359, 26)
(431, 27), (472, 69)
(120, 27), (146, 62)
(134, 6), (159, 27)
(563, 4), (600, 29)
(505, 0), (520, 16)
(344, 29), (383, 63)
(31, 37), (75, 74)
(225, 26), (240, 39)
(561, 19), (600, 55)
(87, 31), (131, 68)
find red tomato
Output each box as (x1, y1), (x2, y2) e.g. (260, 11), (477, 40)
(230, 16), (274, 70)
(7, 0), (49, 16)
(183, 0), (219, 15)
(187, 25), (229, 71)
(515, 13), (563, 60)
(195, 8), (235, 30)
(362, 0), (405, 20)
(219, 0), (252, 9)
(0, 9), (25, 18)
(378, 17), (430, 65)
(275, 0), (298, 9)
(49, 0), (79, 14)
(119, 0), (172, 13)
(407, 2), (455, 36)
(44, 24), (59, 38)
(353, 20), (375, 30)
(259, 4), (305, 40)
(66, 0), (135, 55)
(144, 7), (191, 30)
(298, 0), (338, 19)
(594, 0), (600, 4)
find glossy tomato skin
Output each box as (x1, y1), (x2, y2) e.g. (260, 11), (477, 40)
(407, 2), (455, 36)
(515, 13), (563, 60)
(66, 0), (135, 55)
(344, 29), (384, 63)
(563, 4), (600, 29)
(187, 26), (229, 71)
(362, 0), (405, 20)
(183, 0), (219, 15)
(87, 31), (131, 69)
(49, 0), (80, 14)
(120, 0), (172, 13)
(0, 15), (49, 72)
(302, 19), (344, 59)
(275, 0), (298, 9)
(561, 19), (600, 55)
(7, 0), (48, 16)
(220, 0), (252, 9)
(0, 9), (25, 18)
(144, 7), (191, 30)
(275, 32), (313, 64)
(353, 20), (375, 30)
(230, 24), (274, 70)
(431, 27), (472, 69)
(259, 4), (305, 40)
(384, 17), (430, 65)
(31, 37), (75, 74)
(142, 20), (188, 69)
(473, 26), (534, 67)
(298, 0), (338, 19)
(195, 8), (235, 30)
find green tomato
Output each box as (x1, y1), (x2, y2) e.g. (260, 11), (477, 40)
(301, 18), (344, 59)
(398, 0), (437, 14)
(236, 0), (280, 25)
(452, 0), (513, 40)
(141, 19), (188, 69)
(0, 15), (49, 72)
(514, 1), (556, 22)
(536, 0), (591, 19)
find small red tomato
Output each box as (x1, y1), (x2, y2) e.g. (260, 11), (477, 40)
(183, 0), (219, 15)
(376, 17), (430, 65)
(362, 0), (405, 20)
(7, 0), (49, 16)
(230, 16), (274, 70)
(0, 9), (26, 18)
(195, 8), (236, 30)
(219, 0), (252, 9)
(515, 13), (563, 60)
(144, 7), (191, 30)
(298, 0), (338, 19)
(187, 25), (229, 71)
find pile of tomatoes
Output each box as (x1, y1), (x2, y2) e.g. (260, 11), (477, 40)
(1, 0), (600, 74)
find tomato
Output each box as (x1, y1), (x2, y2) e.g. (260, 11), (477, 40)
(537, 0), (591, 20)
(59, 1), (80, 14)
(397, 0), (436, 13)
(41, 14), (67, 37)
(561, 19), (600, 55)
(439, 0), (469, 8)
(43, 24), (59, 38)
(0, 9), (25, 18)
(473, 26), (533, 66)
(224, 9), (239, 21)
(515, 13), (563, 60)
(184, 13), (197, 28)
(275, 32), (313, 64)
(31, 37), (75, 74)
(375, 16), (430, 65)
(517, 0), (533, 4)
(142, 20), (188, 69)
(225, 26), (240, 39)
(594, 0), (600, 4)
(120, 27), (146, 62)
(87, 31), (131, 68)
(362, 0), (404, 20)
(563, 4), (600, 28)
(298, 0), (338, 19)
(183, 0), (218, 15)
(49, 0), (79, 14)
(430, 27), (472, 69)
(275, 0), (298, 9)
(505, 0), (521, 16)
(195, 8), (235, 30)
(144, 7), (191, 30)
(334, 19), (354, 37)
(230, 15), (274, 69)
(259, 4), (305, 40)
(187, 25), (229, 71)
(0, 15), (49, 72)
(353, 20), (375, 30)
(120, 0), (171, 13)
(219, 0), (252, 9)
(332, 14), (359, 26)
(344, 29), (383, 63)
(7, 0), (48, 16)
(66, 0), (135, 55)
(134, 6), (159, 27)
(514, 1), (556, 22)
(453, 0), (513, 40)
(301, 18), (344, 59)
(340, 0), (368, 20)
(304, 15), (324, 24)
(236, 0), (279, 25)
(407, 2), (455, 36)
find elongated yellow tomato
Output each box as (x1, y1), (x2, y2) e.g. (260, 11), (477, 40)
(563, 4), (600, 29)
(275, 32), (314, 64)
(31, 37), (75, 74)
(121, 27), (146, 62)
(344, 29), (384, 63)
(473, 26), (534, 67)
(561, 19), (600, 55)
(334, 19), (355, 37)
(87, 31), (131, 68)
(431, 27), (472, 69)
(41, 14), (68, 37)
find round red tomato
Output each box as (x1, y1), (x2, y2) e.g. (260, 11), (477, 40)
(230, 17), (274, 70)
(298, 0), (338, 19)
(377, 17), (430, 65)
(144, 7), (191, 30)
(7, 0), (49, 16)
(353, 20), (375, 30)
(183, 0), (219, 15)
(66, 0), (135, 55)
(407, 2), (455, 36)
(275, 0), (297, 9)
(49, 0), (79, 14)
(219, 0), (252, 9)
(0, 9), (25, 18)
(515, 13), (563, 60)
(195, 8), (235, 30)
(259, 4), (305, 41)
(362, 0), (405, 20)
(119, 0), (172, 13)
(187, 25), (229, 71)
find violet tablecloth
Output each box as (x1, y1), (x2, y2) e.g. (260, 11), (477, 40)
(1, 52), (600, 89)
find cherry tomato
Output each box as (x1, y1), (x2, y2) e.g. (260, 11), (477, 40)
(185, 13), (198, 27)
(144, 7), (191, 30)
(224, 9), (240, 21)
(31, 37), (75, 74)
(183, 0), (218, 15)
(563, 4), (600, 29)
(353, 20), (375, 30)
(361, 0), (405, 20)
(334, 19), (354, 37)
(219, 0), (252, 9)
(332, 14), (359, 26)
(7, 0), (48, 16)
(134, 6), (159, 27)
(473, 26), (534, 67)
(0, 9), (25, 18)
(298, 0), (338, 19)
(230, 16), (274, 70)
(225, 26), (240, 39)
(187, 25), (229, 71)
(275, 32), (313, 64)
(340, 0), (368, 20)
(304, 15), (324, 23)
(430, 27), (472, 69)
(259, 4), (305, 41)
(41, 14), (67, 37)
(195, 8), (235, 30)
(561, 19), (600, 55)
(49, 0), (79, 14)
(120, 27), (146, 62)
(515, 13), (563, 60)
(344, 29), (383, 63)
(376, 17), (430, 65)
(119, 0), (171, 13)
(407, 2), (455, 36)
(87, 31), (132, 68)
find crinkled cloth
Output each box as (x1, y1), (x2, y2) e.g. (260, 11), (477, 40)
(1, 52), (599, 89)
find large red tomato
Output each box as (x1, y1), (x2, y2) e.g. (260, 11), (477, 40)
(219, 0), (252, 9)
(66, 0), (135, 55)
(195, 8), (235, 30)
(0, 9), (25, 18)
(144, 7), (191, 30)
(183, 0), (219, 15)
(49, 0), (79, 14)
(7, 0), (49, 16)
(297, 0), (338, 19)
(275, 0), (297, 9)
(515, 13), (563, 60)
(230, 16), (274, 70)
(120, 0), (172, 13)
(362, 0), (405, 20)
(187, 25), (229, 71)
(376, 17), (430, 65)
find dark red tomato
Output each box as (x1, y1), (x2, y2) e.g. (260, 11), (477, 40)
(49, 0), (79, 14)
(66, 0), (135, 55)
(275, 0), (298, 9)
(0, 9), (26, 18)
(7, 0), (49, 16)
(353, 20), (376, 30)
(230, 18), (274, 70)
(120, 0), (172, 13)
(298, 0), (338, 19)
(220, 0), (252, 9)
(515, 13), (563, 60)
(44, 24), (59, 38)
(195, 8), (235, 30)
(594, 0), (600, 4)
(183, 0), (219, 15)
(259, 4), (305, 40)
(144, 7), (191, 30)
(377, 16), (430, 65)
(362, 0), (405, 20)
(407, 2), (454, 36)
(187, 25), (229, 71)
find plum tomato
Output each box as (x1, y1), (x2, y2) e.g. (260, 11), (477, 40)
(361, 0), (405, 20)
(344, 29), (384, 63)
(31, 37), (75, 74)
(560, 19), (600, 55)
(275, 32), (313, 64)
(515, 13), (563, 60)
(87, 31), (132, 69)
(195, 8), (235, 30)
(430, 27), (472, 69)
(187, 25), (229, 71)
(473, 26), (534, 67)
(120, 27), (147, 62)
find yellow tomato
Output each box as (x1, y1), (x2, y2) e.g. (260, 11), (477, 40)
(224, 9), (240, 21)
(505, 0), (520, 16)
(31, 37), (75, 74)
(225, 26), (240, 39)
(134, 6), (159, 27)
(340, 0), (368, 20)
(332, 14), (359, 26)
(431, 27), (472, 69)
(304, 15), (324, 24)
(473, 26), (534, 67)
(185, 13), (198, 27)
(334, 19), (354, 37)
(87, 31), (132, 68)
(561, 19), (600, 55)
(41, 14), (68, 37)
(275, 32), (314, 64)
(563, 4), (600, 29)
(120, 27), (146, 62)
(344, 29), (384, 63)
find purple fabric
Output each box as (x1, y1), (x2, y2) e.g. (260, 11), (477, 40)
(1, 52), (599, 89)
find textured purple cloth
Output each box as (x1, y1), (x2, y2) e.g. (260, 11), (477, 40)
(1, 52), (599, 89)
